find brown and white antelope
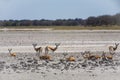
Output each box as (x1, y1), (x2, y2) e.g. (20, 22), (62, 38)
(39, 54), (51, 60)
(8, 48), (16, 57)
(81, 51), (101, 61)
(109, 43), (119, 55)
(101, 51), (113, 61)
(66, 56), (76, 61)
(45, 43), (60, 54)
(32, 43), (43, 56)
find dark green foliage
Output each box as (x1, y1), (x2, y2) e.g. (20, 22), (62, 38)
(0, 13), (120, 27)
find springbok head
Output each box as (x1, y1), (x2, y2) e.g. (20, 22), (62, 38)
(8, 48), (12, 53)
(63, 53), (68, 58)
(115, 43), (119, 47)
(55, 43), (60, 47)
(32, 43), (37, 48)
(81, 51), (90, 56)
(101, 51), (106, 57)
(81, 51), (91, 59)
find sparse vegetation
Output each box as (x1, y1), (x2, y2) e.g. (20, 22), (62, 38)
(0, 26), (120, 30)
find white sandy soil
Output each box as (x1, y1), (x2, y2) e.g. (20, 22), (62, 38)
(0, 30), (120, 80)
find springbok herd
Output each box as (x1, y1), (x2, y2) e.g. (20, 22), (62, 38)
(7, 43), (119, 63)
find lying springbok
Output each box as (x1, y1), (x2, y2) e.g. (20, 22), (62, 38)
(32, 43), (43, 56)
(39, 54), (51, 60)
(81, 51), (101, 61)
(66, 56), (76, 61)
(101, 52), (113, 61)
(8, 48), (16, 57)
(109, 43), (119, 55)
(45, 43), (60, 54)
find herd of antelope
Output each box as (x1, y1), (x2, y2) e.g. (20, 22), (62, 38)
(8, 43), (119, 62)
(81, 43), (119, 62)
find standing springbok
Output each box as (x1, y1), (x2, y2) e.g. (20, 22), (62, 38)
(45, 43), (60, 54)
(8, 48), (16, 57)
(109, 43), (119, 55)
(32, 43), (43, 57)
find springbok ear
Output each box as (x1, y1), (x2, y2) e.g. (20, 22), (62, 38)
(63, 53), (68, 56)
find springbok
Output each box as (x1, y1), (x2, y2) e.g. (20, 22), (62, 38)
(39, 54), (51, 60)
(66, 56), (76, 61)
(8, 48), (16, 57)
(81, 51), (102, 66)
(101, 52), (113, 61)
(109, 43), (119, 55)
(32, 43), (43, 56)
(45, 43), (60, 54)
(81, 51), (101, 61)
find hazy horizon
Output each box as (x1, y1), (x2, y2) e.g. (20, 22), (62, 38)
(0, 0), (120, 20)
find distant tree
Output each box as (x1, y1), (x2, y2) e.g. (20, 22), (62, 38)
(114, 13), (120, 25)
(86, 16), (97, 26)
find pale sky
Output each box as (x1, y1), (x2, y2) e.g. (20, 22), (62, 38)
(0, 0), (120, 20)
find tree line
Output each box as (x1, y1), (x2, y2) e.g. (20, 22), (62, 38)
(0, 13), (120, 27)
